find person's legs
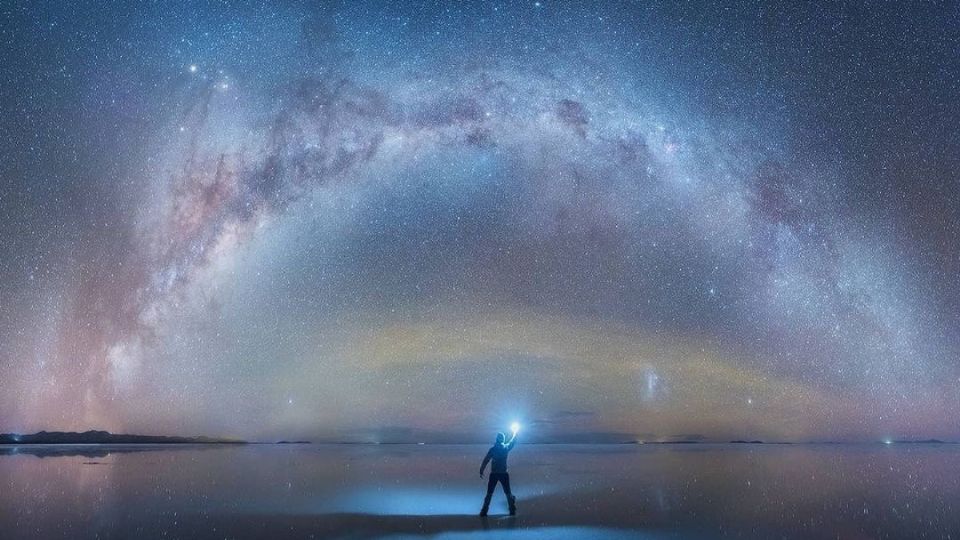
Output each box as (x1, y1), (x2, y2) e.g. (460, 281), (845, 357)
(501, 474), (516, 515)
(480, 474), (497, 516)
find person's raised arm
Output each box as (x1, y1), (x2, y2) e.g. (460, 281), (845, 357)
(507, 431), (518, 450)
(479, 448), (492, 478)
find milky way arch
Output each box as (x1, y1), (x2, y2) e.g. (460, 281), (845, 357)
(2, 2), (956, 442)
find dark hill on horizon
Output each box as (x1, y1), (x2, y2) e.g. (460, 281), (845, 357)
(0, 430), (245, 445)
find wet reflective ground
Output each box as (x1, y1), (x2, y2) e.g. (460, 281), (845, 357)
(1, 443), (959, 539)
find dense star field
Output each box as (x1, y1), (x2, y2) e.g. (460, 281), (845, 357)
(0, 1), (958, 443)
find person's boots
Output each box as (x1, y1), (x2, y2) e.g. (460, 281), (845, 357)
(508, 495), (517, 516)
(479, 493), (492, 517)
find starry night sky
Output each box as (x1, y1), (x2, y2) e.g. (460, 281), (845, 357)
(1, 1), (958, 443)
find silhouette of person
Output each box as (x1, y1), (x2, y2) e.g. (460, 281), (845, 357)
(479, 430), (517, 516)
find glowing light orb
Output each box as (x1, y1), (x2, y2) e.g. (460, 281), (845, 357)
(510, 422), (520, 433)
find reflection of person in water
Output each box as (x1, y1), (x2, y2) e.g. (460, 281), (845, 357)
(479, 427), (518, 516)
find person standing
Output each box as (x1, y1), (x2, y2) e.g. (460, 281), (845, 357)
(479, 427), (518, 516)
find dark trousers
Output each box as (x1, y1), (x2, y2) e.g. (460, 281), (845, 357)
(481, 473), (516, 513)
(486, 473), (512, 497)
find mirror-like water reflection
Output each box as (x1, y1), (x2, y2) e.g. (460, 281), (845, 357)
(1, 443), (958, 539)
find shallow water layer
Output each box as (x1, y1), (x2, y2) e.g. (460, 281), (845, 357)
(1, 443), (958, 539)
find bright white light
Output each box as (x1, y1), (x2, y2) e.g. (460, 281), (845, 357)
(189, 64), (198, 73)
(510, 422), (520, 433)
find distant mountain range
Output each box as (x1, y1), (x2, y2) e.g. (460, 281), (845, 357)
(2, 431), (954, 446)
(0, 430), (245, 445)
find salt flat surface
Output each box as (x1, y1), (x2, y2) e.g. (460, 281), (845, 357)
(1, 443), (958, 539)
